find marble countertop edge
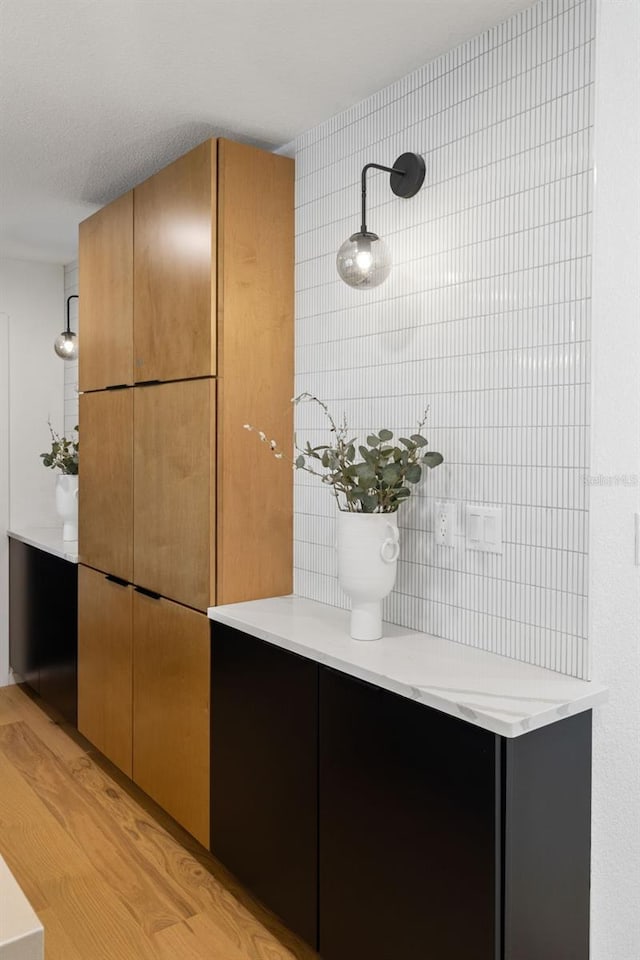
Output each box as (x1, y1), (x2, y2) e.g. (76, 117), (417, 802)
(208, 595), (608, 739)
(7, 527), (79, 563)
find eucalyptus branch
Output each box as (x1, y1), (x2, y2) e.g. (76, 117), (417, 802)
(244, 394), (443, 514)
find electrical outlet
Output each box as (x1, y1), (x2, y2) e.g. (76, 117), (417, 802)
(435, 501), (456, 547)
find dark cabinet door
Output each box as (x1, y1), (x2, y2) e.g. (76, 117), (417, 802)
(319, 667), (498, 960)
(38, 549), (77, 726)
(211, 624), (318, 948)
(8, 538), (40, 692)
(9, 538), (77, 725)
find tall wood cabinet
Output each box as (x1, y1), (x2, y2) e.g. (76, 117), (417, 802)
(77, 138), (293, 844)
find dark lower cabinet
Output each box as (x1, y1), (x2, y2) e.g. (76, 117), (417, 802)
(319, 666), (497, 960)
(209, 626), (592, 960)
(9, 537), (78, 725)
(211, 624), (319, 946)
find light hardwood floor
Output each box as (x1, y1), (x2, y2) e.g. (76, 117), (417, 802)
(0, 684), (319, 960)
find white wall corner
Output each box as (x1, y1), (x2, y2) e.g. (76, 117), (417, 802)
(589, 2), (640, 957)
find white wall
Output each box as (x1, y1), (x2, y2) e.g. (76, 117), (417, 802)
(589, 1), (640, 956)
(0, 313), (9, 687)
(293, 0), (595, 678)
(0, 258), (65, 686)
(0, 259), (65, 530)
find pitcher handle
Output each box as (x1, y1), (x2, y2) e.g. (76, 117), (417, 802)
(380, 523), (400, 563)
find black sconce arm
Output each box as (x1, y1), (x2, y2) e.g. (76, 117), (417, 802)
(359, 153), (427, 235)
(66, 295), (79, 335)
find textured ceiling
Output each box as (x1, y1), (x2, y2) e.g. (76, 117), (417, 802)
(0, 0), (534, 264)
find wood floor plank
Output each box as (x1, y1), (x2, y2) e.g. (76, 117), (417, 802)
(0, 685), (319, 960)
(0, 720), (193, 936)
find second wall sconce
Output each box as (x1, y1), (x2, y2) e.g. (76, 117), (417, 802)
(336, 152), (426, 289)
(54, 295), (79, 360)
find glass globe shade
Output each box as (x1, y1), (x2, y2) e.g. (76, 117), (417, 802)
(54, 331), (78, 360)
(336, 231), (392, 289)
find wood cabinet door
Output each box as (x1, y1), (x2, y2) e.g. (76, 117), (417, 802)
(211, 624), (318, 947)
(79, 388), (133, 582)
(133, 379), (214, 611)
(77, 565), (133, 776)
(78, 192), (134, 391)
(132, 591), (210, 847)
(134, 139), (216, 382)
(319, 668), (498, 960)
(216, 140), (294, 604)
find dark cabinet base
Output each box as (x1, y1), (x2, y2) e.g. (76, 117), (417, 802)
(209, 626), (592, 960)
(211, 624), (319, 947)
(9, 537), (78, 726)
(319, 666), (497, 960)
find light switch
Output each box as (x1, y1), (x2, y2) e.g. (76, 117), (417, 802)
(466, 505), (503, 554)
(468, 511), (483, 541)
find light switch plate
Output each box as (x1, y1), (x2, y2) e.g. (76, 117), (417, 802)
(466, 505), (503, 554)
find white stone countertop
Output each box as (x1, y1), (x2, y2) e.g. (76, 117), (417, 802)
(7, 526), (79, 563)
(207, 595), (608, 739)
(0, 854), (43, 959)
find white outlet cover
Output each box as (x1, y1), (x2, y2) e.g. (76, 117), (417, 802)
(435, 501), (456, 547)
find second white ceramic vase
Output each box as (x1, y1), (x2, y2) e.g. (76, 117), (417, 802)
(337, 511), (400, 641)
(55, 474), (79, 541)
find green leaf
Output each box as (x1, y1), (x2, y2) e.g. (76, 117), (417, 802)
(346, 444), (355, 461)
(366, 435), (379, 447)
(295, 455), (305, 468)
(382, 463), (402, 485)
(395, 487), (411, 499)
(399, 437), (413, 448)
(358, 446), (377, 466)
(410, 434), (428, 446)
(422, 451), (444, 469)
(354, 462), (376, 483)
(321, 451), (330, 467)
(405, 463), (422, 483)
(378, 429), (393, 441)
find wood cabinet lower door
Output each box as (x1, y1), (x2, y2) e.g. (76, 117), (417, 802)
(77, 565), (133, 775)
(133, 591), (210, 847)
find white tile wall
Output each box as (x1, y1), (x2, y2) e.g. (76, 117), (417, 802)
(63, 261), (79, 435)
(292, 0), (594, 678)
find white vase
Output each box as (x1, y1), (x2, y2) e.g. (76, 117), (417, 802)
(55, 474), (79, 541)
(337, 511), (400, 641)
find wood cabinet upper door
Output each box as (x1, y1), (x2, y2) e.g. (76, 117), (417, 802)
(79, 388), (133, 582)
(133, 591), (210, 847)
(133, 379), (214, 610)
(216, 140), (294, 604)
(134, 139), (216, 382)
(78, 565), (133, 777)
(78, 192), (134, 391)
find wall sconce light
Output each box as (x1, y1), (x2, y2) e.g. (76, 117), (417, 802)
(54, 295), (79, 360)
(336, 152), (426, 289)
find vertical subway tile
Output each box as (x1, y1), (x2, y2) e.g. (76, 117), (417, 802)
(292, 0), (593, 679)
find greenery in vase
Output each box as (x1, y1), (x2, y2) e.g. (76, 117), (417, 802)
(244, 393), (443, 514)
(40, 421), (79, 475)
